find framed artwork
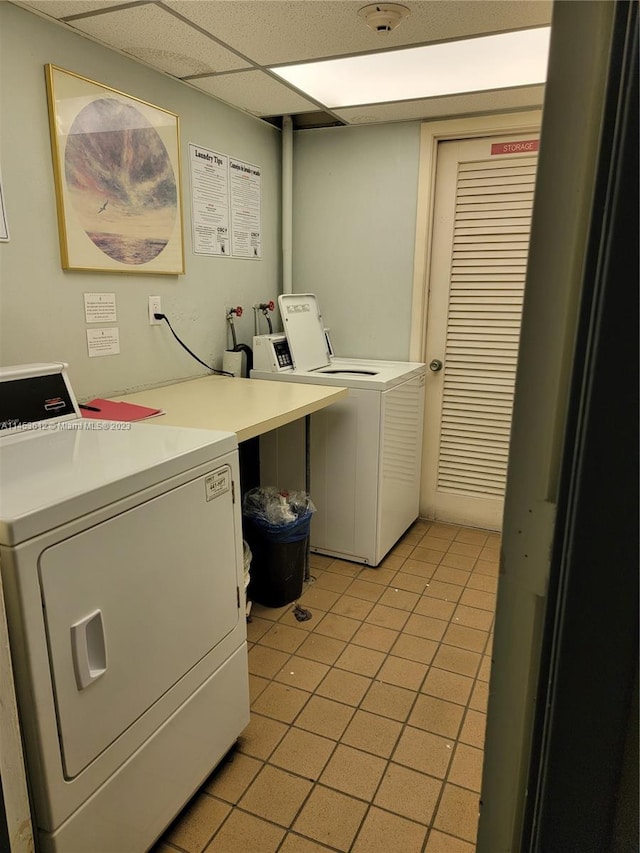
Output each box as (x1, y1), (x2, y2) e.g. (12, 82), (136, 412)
(45, 65), (184, 274)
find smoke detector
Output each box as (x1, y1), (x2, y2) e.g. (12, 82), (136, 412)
(358, 3), (410, 33)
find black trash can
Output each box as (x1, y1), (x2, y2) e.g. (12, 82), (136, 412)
(243, 488), (315, 608)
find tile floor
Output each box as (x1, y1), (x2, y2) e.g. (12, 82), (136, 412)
(153, 520), (499, 853)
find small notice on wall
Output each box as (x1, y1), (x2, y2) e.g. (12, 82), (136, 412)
(84, 293), (117, 323)
(188, 144), (230, 257)
(230, 158), (262, 259)
(87, 328), (120, 357)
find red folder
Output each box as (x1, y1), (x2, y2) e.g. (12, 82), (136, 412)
(80, 399), (164, 422)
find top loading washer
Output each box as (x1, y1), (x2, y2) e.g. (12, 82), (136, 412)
(251, 295), (425, 565)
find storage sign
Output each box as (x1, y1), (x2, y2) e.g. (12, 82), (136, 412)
(491, 140), (539, 155)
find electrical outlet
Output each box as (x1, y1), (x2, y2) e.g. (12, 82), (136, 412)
(148, 296), (162, 325)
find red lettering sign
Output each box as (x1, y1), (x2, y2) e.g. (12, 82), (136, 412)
(491, 140), (540, 155)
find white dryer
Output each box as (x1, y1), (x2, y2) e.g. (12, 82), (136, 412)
(0, 364), (249, 853)
(251, 295), (425, 566)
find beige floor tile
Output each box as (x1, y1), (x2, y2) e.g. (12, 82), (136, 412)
(246, 616), (272, 643)
(403, 612), (448, 642)
(294, 695), (355, 740)
(432, 644), (481, 678)
(479, 545), (500, 562)
(319, 743), (387, 800)
(417, 535), (451, 552)
(312, 571), (353, 594)
(259, 622), (308, 654)
(162, 792), (231, 853)
(296, 633), (346, 665)
(238, 764), (312, 827)
(377, 586), (420, 611)
(391, 571), (431, 594)
(474, 558), (500, 577)
(426, 523), (460, 540)
(341, 709), (403, 758)
(351, 622), (399, 653)
(459, 709), (487, 748)
(425, 829), (476, 853)
(204, 752), (263, 804)
(373, 762), (442, 825)
(423, 579), (463, 602)
(279, 834), (336, 853)
(249, 602), (291, 622)
(433, 564), (472, 586)
(351, 806), (428, 853)
(299, 585), (341, 611)
(391, 633), (438, 666)
(401, 558), (439, 579)
(377, 553), (406, 571)
(248, 645), (290, 679)
(466, 572), (498, 593)
(324, 558), (361, 577)
(277, 605), (323, 633)
(345, 578), (385, 602)
(433, 783), (480, 844)
(452, 603), (494, 631)
(330, 594), (375, 620)
(238, 713), (289, 761)
(393, 726), (454, 778)
(334, 644), (386, 678)
(414, 596), (457, 621)
(448, 541), (483, 559)
(477, 654), (492, 682)
(316, 668), (372, 706)
(293, 785), (368, 851)
(269, 727), (336, 780)
(439, 552), (476, 571)
(249, 674), (270, 703)
(454, 529), (489, 546)
(203, 809), (285, 852)
(365, 602), (410, 631)
(273, 655), (330, 693)
(250, 682), (310, 724)
(358, 566), (398, 586)
(443, 623), (489, 654)
(485, 532), (501, 547)
(309, 553), (335, 569)
(408, 693), (465, 739)
(376, 655), (427, 691)
(469, 679), (489, 712)
(312, 611), (361, 642)
(411, 545), (446, 565)
(448, 742), (484, 793)
(391, 540), (415, 557)
(421, 667), (473, 706)
(360, 680), (416, 722)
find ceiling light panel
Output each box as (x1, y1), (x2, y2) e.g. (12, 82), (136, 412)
(272, 27), (551, 108)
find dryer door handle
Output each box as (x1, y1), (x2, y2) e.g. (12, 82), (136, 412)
(71, 609), (107, 690)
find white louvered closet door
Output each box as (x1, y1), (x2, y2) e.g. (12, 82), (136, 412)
(421, 135), (539, 530)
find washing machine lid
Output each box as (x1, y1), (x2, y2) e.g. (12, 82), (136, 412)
(0, 423), (237, 545)
(278, 293), (331, 372)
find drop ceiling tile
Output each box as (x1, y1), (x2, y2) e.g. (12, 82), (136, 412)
(334, 85), (546, 125)
(165, 0), (552, 66)
(188, 70), (319, 117)
(66, 4), (250, 76)
(14, 0), (134, 18)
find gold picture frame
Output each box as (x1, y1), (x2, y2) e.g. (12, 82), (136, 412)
(45, 64), (184, 274)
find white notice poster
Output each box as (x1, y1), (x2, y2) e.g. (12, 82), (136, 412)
(230, 158), (261, 259)
(188, 144), (230, 256)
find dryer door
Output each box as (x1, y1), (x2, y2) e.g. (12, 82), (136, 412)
(39, 459), (241, 778)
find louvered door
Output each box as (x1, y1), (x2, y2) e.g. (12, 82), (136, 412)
(421, 135), (539, 529)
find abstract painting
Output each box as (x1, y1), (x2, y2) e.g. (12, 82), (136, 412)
(45, 65), (184, 274)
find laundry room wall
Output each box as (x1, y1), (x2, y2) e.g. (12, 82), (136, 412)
(292, 123), (422, 361)
(0, 3), (281, 400)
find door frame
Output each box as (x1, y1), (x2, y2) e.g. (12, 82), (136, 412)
(409, 110), (543, 363)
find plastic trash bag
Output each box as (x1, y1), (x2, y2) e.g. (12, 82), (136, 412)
(242, 487), (315, 543)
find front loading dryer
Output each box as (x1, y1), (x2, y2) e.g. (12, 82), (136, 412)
(251, 295), (426, 566)
(0, 364), (250, 853)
